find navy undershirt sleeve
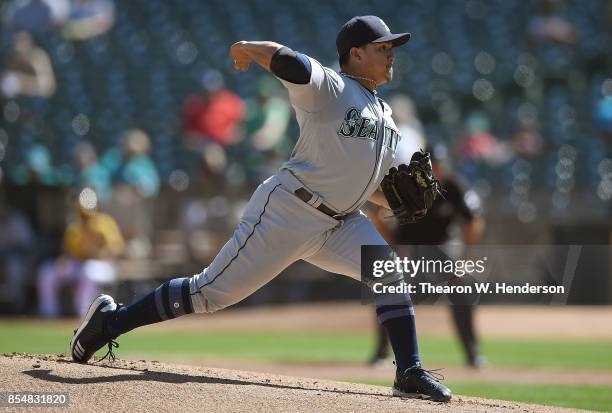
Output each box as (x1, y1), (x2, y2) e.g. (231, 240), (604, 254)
(270, 46), (312, 84)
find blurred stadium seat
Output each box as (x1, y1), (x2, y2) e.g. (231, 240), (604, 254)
(1, 0), (609, 193)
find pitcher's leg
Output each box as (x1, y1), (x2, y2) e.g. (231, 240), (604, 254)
(72, 178), (335, 363)
(305, 212), (451, 400)
(305, 212), (420, 369)
(109, 180), (299, 337)
(106, 277), (194, 338)
(188, 183), (315, 314)
(73, 174), (340, 363)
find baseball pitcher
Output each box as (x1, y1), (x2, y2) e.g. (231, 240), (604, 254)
(70, 15), (451, 402)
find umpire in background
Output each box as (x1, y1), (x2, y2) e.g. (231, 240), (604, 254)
(370, 144), (487, 368)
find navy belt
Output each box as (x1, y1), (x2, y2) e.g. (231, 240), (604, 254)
(294, 188), (344, 220)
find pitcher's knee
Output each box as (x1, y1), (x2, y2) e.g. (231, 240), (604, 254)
(188, 274), (232, 314)
(188, 290), (231, 314)
(194, 296), (229, 314)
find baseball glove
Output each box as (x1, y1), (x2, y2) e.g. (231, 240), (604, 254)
(380, 150), (441, 225)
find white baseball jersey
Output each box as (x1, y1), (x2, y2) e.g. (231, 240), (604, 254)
(189, 54), (408, 314)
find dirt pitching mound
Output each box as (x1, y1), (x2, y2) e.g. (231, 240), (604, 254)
(0, 354), (583, 413)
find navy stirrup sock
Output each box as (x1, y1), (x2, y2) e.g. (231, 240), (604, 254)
(376, 304), (420, 370)
(106, 278), (193, 337)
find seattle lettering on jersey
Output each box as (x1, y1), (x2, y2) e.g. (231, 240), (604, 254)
(337, 107), (401, 152)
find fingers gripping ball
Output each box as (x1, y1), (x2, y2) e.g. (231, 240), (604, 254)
(381, 151), (441, 225)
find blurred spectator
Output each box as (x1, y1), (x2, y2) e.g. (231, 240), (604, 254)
(73, 141), (112, 203)
(3, 0), (113, 39)
(181, 143), (232, 265)
(456, 112), (498, 162)
(388, 94), (426, 156)
(37, 195), (124, 318)
(191, 142), (229, 195)
(0, 197), (35, 313)
(455, 112), (512, 179)
(0, 31), (56, 99)
(183, 70), (246, 147)
(3, 0), (69, 35)
(10, 143), (58, 186)
(60, 0), (115, 40)
(100, 130), (158, 260)
(246, 78), (291, 151)
(528, 0), (578, 46)
(101, 129), (159, 198)
(594, 95), (612, 141)
(512, 118), (545, 158)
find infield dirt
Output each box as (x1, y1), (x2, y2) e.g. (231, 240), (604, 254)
(1, 353), (588, 413)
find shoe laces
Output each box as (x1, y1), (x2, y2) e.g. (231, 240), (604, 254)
(405, 364), (445, 382)
(96, 339), (119, 363)
(94, 305), (121, 364)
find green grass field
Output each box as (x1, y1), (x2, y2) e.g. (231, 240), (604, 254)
(1, 320), (611, 411)
(1, 320), (610, 370)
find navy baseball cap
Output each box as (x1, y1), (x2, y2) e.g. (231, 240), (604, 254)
(336, 16), (411, 57)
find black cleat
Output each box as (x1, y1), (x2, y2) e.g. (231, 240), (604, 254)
(70, 294), (118, 364)
(393, 362), (452, 402)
